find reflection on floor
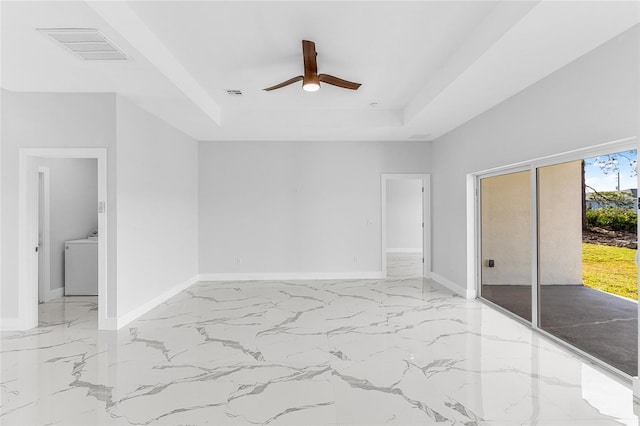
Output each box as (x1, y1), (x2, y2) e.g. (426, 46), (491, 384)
(482, 284), (638, 376)
(387, 252), (423, 278)
(2, 278), (639, 425)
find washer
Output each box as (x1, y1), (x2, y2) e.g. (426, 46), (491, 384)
(64, 239), (98, 296)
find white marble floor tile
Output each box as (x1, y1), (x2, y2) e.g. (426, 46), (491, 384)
(2, 258), (639, 425)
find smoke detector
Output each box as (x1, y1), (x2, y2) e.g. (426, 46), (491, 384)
(38, 28), (129, 61)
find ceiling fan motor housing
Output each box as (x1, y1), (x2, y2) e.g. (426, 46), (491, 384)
(302, 73), (320, 92)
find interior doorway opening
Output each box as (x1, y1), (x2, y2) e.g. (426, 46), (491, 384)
(19, 148), (108, 330)
(381, 174), (431, 279)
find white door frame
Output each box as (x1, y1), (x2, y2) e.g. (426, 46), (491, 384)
(381, 173), (431, 278)
(19, 148), (108, 329)
(37, 167), (51, 303)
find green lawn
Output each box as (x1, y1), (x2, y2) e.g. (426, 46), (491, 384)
(582, 243), (638, 300)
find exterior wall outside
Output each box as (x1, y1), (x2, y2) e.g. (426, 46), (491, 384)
(481, 171), (531, 285)
(538, 160), (583, 285)
(480, 161), (583, 286)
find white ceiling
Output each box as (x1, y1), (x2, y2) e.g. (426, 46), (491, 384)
(2, 1), (639, 142)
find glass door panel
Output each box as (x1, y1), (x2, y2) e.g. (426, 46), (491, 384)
(480, 171), (532, 322)
(538, 154), (638, 376)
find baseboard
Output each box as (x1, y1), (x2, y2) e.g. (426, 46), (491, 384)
(386, 248), (423, 254)
(48, 287), (64, 301)
(431, 272), (476, 299)
(116, 275), (199, 329)
(198, 271), (385, 282)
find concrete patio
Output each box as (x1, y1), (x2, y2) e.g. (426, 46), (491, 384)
(482, 284), (638, 376)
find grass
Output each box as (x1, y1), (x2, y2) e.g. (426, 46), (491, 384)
(582, 243), (638, 300)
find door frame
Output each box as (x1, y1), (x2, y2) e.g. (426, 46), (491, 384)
(468, 136), (638, 383)
(37, 166), (51, 303)
(381, 173), (431, 278)
(18, 148), (108, 329)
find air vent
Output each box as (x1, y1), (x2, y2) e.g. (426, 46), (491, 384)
(226, 89), (243, 96)
(38, 28), (129, 61)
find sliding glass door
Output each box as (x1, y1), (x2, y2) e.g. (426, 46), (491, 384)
(479, 146), (638, 377)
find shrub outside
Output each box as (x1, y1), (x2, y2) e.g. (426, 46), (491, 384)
(585, 207), (637, 232)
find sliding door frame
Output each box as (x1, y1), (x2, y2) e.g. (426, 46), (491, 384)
(471, 136), (638, 383)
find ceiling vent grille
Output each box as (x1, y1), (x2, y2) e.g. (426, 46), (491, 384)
(38, 28), (129, 61)
(226, 89), (243, 96)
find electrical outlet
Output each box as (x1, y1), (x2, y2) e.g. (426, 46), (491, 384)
(236, 257), (242, 265)
(353, 256), (358, 264)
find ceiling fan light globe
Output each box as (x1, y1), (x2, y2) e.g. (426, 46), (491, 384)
(302, 83), (320, 92)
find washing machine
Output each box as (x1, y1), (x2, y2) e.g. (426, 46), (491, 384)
(64, 239), (98, 295)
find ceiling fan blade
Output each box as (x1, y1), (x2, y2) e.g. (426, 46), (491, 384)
(263, 76), (303, 91)
(318, 74), (361, 90)
(302, 40), (318, 77)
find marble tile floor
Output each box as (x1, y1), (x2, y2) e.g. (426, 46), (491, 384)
(2, 264), (639, 424)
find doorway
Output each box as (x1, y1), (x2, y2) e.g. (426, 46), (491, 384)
(381, 174), (431, 278)
(18, 148), (108, 330)
(37, 159), (99, 304)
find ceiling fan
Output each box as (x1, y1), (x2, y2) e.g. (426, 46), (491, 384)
(264, 40), (361, 92)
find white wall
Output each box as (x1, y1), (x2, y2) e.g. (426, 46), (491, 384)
(40, 158), (98, 291)
(431, 25), (639, 293)
(0, 91), (117, 322)
(199, 141), (431, 277)
(115, 96), (198, 317)
(1, 91), (199, 328)
(386, 179), (423, 252)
